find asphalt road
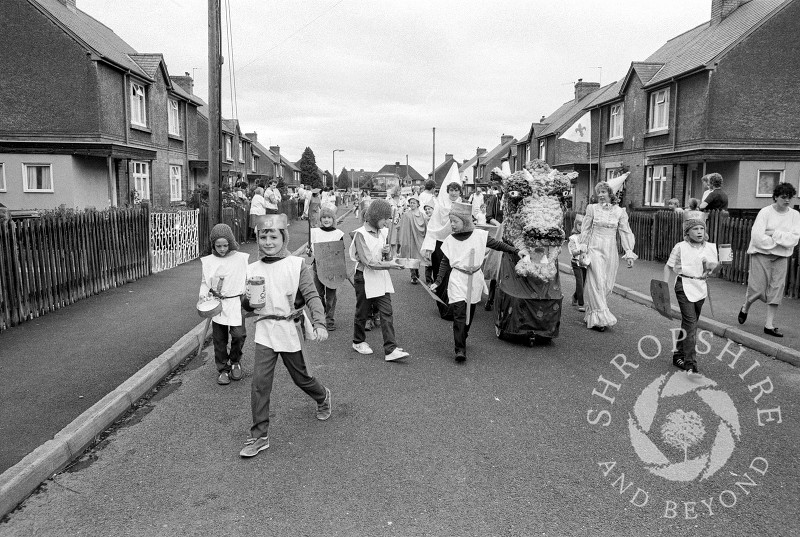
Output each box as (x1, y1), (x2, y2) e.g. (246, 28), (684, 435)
(2, 213), (799, 536)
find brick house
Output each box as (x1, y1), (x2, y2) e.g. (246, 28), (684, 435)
(0, 0), (203, 210)
(373, 162), (425, 191)
(428, 154), (459, 187)
(243, 136), (301, 191)
(586, 0), (800, 210)
(512, 121), (546, 172)
(474, 135), (517, 186)
(459, 150), (484, 188)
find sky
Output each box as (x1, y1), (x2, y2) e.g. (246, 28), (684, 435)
(79, 0), (712, 176)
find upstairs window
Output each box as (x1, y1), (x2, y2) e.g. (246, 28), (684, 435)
(225, 136), (233, 161)
(170, 165), (183, 201)
(538, 139), (546, 160)
(252, 155), (258, 173)
(238, 141), (245, 163)
(609, 104), (624, 140)
(168, 99), (180, 136)
(645, 165), (668, 206)
(23, 163), (53, 192)
(648, 89), (669, 132)
(131, 83), (147, 126)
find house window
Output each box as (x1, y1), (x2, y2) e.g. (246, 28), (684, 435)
(609, 104), (624, 140)
(756, 170), (784, 197)
(274, 163), (280, 178)
(168, 99), (180, 136)
(132, 161), (150, 200)
(170, 165), (183, 201)
(252, 155), (258, 173)
(606, 168), (623, 181)
(23, 164), (53, 192)
(538, 140), (546, 160)
(131, 83), (147, 126)
(648, 89), (669, 132)
(645, 165), (668, 206)
(225, 137), (233, 161)
(238, 141), (244, 163)
(0, 163), (5, 191)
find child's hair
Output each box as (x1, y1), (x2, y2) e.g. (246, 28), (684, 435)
(320, 206), (336, 222)
(366, 199), (393, 228)
(571, 214), (584, 235)
(446, 182), (462, 193)
(667, 198), (680, 207)
(687, 198), (700, 210)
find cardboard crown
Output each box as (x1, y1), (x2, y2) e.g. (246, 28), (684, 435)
(256, 213), (288, 230)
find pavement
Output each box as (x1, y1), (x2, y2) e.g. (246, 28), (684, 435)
(0, 212), (798, 529)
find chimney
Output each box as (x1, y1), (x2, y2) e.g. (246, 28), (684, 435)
(711, 0), (751, 25)
(245, 132), (257, 143)
(540, 115), (546, 123)
(463, 159), (469, 165)
(476, 147), (487, 155)
(445, 153), (453, 161)
(57, 0), (77, 9)
(170, 73), (194, 95)
(574, 78), (600, 101)
(270, 146), (280, 154)
(360, 169), (364, 172)
(501, 134), (514, 145)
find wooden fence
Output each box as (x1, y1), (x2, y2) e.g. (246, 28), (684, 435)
(564, 208), (800, 298)
(0, 207), (150, 331)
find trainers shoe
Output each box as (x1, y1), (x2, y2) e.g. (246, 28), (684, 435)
(326, 322), (336, 332)
(578, 306), (586, 312)
(385, 348), (410, 362)
(217, 371), (231, 385)
(353, 342), (374, 355)
(455, 352), (466, 363)
(316, 388), (332, 421)
(229, 362), (243, 381)
(239, 436), (269, 458)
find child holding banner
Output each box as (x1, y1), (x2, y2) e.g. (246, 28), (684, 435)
(662, 212), (718, 373)
(430, 202), (525, 363)
(309, 206), (345, 331)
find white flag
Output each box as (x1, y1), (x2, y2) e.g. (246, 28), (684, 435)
(559, 112), (591, 143)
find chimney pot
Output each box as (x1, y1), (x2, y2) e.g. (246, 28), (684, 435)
(574, 79), (600, 101)
(711, 0), (751, 25)
(477, 147), (487, 155)
(540, 115), (546, 123)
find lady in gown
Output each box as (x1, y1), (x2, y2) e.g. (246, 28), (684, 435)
(579, 181), (637, 331)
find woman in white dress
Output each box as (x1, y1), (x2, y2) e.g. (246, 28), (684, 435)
(579, 181), (637, 331)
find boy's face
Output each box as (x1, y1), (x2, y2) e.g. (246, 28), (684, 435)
(667, 200), (678, 210)
(214, 238), (230, 256)
(258, 229), (284, 255)
(479, 204), (486, 213)
(448, 188), (460, 201)
(320, 216), (334, 228)
(687, 225), (705, 243)
(409, 199), (419, 210)
(449, 215), (464, 233)
(375, 218), (389, 229)
(424, 206), (433, 217)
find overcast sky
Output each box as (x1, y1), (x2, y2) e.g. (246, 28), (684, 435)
(80, 0), (711, 176)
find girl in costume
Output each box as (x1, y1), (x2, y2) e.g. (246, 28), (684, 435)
(398, 196), (426, 284)
(309, 206), (345, 331)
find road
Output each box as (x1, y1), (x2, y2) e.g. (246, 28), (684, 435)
(2, 212), (799, 536)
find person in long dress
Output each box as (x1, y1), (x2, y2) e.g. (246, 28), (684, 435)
(578, 181), (637, 332)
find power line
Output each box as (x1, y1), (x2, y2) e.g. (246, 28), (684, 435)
(224, 0), (238, 120)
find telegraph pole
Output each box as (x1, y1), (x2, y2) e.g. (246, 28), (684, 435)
(432, 127), (435, 183)
(208, 0), (222, 226)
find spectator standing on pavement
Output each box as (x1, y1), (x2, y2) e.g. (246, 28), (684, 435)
(662, 212), (719, 373)
(309, 206), (344, 331)
(578, 181), (637, 332)
(418, 179), (437, 215)
(468, 187), (485, 217)
(308, 189), (322, 227)
(350, 199), (410, 362)
(249, 187), (268, 239)
(738, 182), (800, 338)
(667, 198), (684, 214)
(264, 180), (281, 214)
(199, 224), (249, 385)
(699, 173), (728, 212)
(239, 214), (331, 458)
(567, 214), (587, 312)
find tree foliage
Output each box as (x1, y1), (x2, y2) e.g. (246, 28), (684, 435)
(298, 147), (323, 189)
(336, 168), (351, 190)
(660, 409), (706, 462)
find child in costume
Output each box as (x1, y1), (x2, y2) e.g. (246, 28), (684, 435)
(350, 199), (409, 362)
(430, 202), (525, 363)
(199, 223), (249, 385)
(398, 196), (426, 284)
(309, 206), (344, 331)
(239, 214), (331, 458)
(567, 214), (587, 312)
(662, 211), (718, 373)
(423, 201), (435, 284)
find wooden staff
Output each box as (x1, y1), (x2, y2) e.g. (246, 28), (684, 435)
(465, 248), (475, 325)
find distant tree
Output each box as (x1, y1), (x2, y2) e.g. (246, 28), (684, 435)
(336, 169), (351, 190)
(276, 177), (288, 198)
(298, 147), (323, 189)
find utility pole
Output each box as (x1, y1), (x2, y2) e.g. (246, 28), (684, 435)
(332, 149), (344, 189)
(208, 0), (222, 226)
(432, 127), (435, 184)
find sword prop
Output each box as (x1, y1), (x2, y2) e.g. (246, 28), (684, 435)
(465, 249), (475, 325)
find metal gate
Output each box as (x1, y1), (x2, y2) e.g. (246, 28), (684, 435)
(150, 209), (200, 273)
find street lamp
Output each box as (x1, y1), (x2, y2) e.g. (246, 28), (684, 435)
(332, 149), (344, 189)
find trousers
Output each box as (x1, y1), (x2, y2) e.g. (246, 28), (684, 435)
(212, 319), (246, 372)
(452, 300), (477, 354)
(674, 278), (704, 365)
(353, 270), (397, 354)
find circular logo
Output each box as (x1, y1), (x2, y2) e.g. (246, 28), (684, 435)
(628, 372), (741, 482)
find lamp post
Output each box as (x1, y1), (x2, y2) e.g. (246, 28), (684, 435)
(332, 149), (344, 189)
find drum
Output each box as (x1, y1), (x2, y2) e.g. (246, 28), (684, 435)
(197, 298), (222, 318)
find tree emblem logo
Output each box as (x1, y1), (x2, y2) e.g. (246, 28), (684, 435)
(627, 372), (741, 482)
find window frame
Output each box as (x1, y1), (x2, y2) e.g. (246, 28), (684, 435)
(609, 104), (624, 140)
(130, 82), (147, 127)
(131, 161), (151, 200)
(756, 169), (785, 198)
(169, 164), (183, 202)
(606, 168), (623, 181)
(538, 139), (546, 160)
(252, 154), (258, 173)
(648, 89), (669, 132)
(22, 163), (54, 193)
(168, 99), (180, 136)
(0, 163), (5, 192)
(225, 136), (233, 161)
(238, 141), (245, 163)
(645, 165), (668, 207)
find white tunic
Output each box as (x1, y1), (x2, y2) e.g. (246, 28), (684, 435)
(349, 226), (394, 299)
(199, 251), (249, 325)
(442, 229), (488, 304)
(247, 256), (304, 352)
(310, 227), (345, 251)
(669, 241), (718, 302)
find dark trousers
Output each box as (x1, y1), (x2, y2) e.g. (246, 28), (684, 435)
(353, 270), (397, 354)
(313, 268), (337, 325)
(212, 319), (246, 372)
(250, 343), (326, 439)
(425, 265), (434, 284)
(452, 300), (477, 354)
(571, 260), (587, 306)
(674, 278), (704, 366)
(431, 241), (453, 319)
(486, 279), (497, 307)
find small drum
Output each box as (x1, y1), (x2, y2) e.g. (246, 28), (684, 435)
(247, 276), (267, 309)
(197, 298), (222, 318)
(718, 244), (733, 265)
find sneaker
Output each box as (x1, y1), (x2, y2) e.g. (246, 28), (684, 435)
(578, 306), (586, 312)
(455, 352), (466, 363)
(484, 302), (493, 311)
(239, 436), (269, 458)
(217, 371), (231, 385)
(385, 348), (410, 362)
(230, 362), (243, 381)
(326, 322), (336, 331)
(316, 388), (332, 421)
(571, 297), (578, 306)
(353, 342), (374, 355)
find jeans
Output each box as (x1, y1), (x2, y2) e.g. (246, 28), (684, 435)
(250, 343), (326, 439)
(212, 319), (246, 372)
(313, 267), (337, 326)
(452, 300), (477, 355)
(353, 270), (397, 354)
(674, 278), (704, 366)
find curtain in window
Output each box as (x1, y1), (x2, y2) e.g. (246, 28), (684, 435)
(27, 165), (51, 190)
